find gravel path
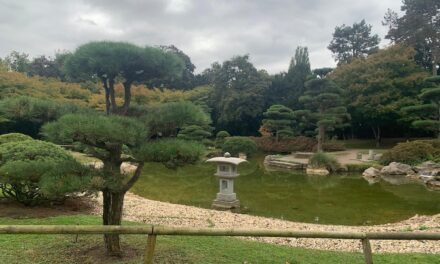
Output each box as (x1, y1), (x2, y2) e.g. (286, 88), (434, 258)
(90, 192), (440, 254)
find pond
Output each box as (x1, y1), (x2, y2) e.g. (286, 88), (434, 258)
(132, 156), (440, 226)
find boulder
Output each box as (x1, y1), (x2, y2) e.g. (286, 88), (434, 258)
(380, 162), (415, 175)
(414, 161), (440, 176)
(362, 167), (380, 179)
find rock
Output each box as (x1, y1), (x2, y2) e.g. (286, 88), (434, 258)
(120, 162), (138, 174)
(306, 167), (329, 176)
(380, 162), (415, 175)
(426, 179), (440, 190)
(381, 175), (414, 185)
(362, 167), (380, 179)
(85, 161), (137, 175)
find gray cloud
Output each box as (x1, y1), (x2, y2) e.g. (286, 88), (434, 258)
(0, 0), (402, 73)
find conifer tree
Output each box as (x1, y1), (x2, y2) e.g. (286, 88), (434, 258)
(262, 104), (295, 142)
(294, 77), (349, 152)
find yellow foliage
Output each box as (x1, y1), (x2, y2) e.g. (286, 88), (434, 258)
(0, 71), (213, 112)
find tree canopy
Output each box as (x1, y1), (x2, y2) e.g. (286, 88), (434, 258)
(210, 55), (270, 135)
(65, 41), (185, 115)
(383, 0), (440, 75)
(330, 45), (427, 145)
(328, 19), (380, 64)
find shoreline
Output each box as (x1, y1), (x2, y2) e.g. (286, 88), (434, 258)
(90, 192), (440, 254)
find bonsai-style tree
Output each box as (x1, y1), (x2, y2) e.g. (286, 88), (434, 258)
(215, 130), (230, 148)
(295, 78), (349, 152)
(402, 76), (440, 138)
(64, 41), (184, 115)
(177, 125), (211, 141)
(262, 104), (295, 142)
(0, 138), (90, 206)
(145, 101), (211, 138)
(42, 113), (203, 256)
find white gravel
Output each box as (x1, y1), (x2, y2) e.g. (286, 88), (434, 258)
(90, 192), (440, 254)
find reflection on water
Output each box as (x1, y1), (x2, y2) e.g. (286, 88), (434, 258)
(132, 157), (440, 226)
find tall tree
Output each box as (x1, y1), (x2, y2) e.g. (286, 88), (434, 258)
(4, 51), (30, 73)
(262, 104), (295, 142)
(148, 45), (196, 90)
(43, 113), (203, 256)
(402, 76), (440, 138)
(266, 46), (311, 108)
(294, 77), (349, 152)
(330, 45), (428, 145)
(383, 0), (440, 75)
(328, 19), (380, 64)
(64, 41), (184, 115)
(210, 55), (270, 135)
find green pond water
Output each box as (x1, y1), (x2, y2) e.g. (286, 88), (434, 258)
(132, 157), (440, 226)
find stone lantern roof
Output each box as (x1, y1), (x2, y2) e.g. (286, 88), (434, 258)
(206, 152), (248, 165)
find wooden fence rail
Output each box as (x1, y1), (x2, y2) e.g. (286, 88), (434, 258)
(1, 225), (439, 264)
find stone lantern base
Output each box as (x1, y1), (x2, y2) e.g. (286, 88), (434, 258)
(212, 199), (240, 210)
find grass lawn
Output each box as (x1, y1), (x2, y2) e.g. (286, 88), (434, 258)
(0, 214), (438, 264)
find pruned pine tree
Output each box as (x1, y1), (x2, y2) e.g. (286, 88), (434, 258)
(402, 76), (440, 138)
(295, 78), (349, 152)
(262, 104), (295, 142)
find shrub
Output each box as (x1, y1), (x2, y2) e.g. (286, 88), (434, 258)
(308, 152), (340, 172)
(137, 138), (205, 168)
(251, 136), (316, 153)
(0, 133), (32, 144)
(0, 140), (90, 205)
(177, 125), (211, 141)
(379, 140), (439, 165)
(215, 130), (230, 148)
(320, 141), (346, 152)
(222, 137), (257, 157)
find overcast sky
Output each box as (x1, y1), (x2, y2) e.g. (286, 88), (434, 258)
(0, 0), (402, 74)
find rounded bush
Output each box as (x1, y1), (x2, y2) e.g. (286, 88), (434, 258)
(379, 141), (438, 165)
(0, 140), (89, 205)
(222, 137), (257, 157)
(0, 133), (33, 145)
(216, 131), (230, 139)
(137, 139), (204, 168)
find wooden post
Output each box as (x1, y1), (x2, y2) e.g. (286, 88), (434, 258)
(361, 238), (373, 264)
(145, 234), (157, 264)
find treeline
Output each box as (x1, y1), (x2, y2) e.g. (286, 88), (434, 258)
(0, 0), (438, 143)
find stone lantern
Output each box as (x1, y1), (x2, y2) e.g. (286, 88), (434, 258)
(206, 152), (247, 210)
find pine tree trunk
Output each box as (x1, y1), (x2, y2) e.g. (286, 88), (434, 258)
(317, 125), (325, 152)
(371, 126), (381, 147)
(101, 78), (110, 115)
(121, 81), (132, 115)
(438, 103), (440, 139)
(102, 189), (125, 256)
